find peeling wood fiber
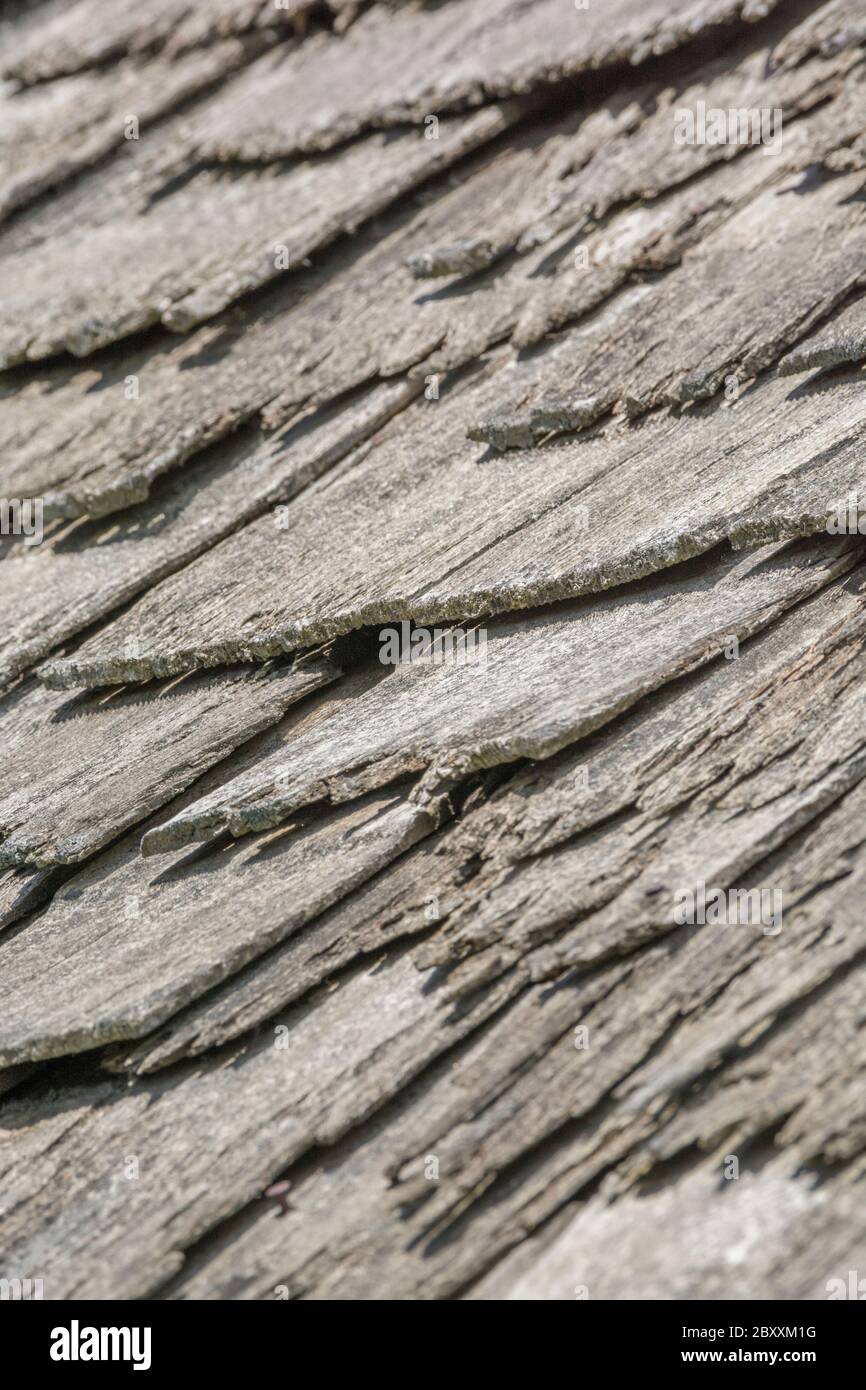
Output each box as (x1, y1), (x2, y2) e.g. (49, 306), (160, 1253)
(4, 0), (866, 1307)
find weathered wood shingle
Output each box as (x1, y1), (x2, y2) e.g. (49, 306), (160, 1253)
(3, 0), (866, 1304)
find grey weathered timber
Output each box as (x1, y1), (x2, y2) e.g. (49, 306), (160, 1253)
(778, 286), (866, 374)
(0, 37), (263, 223)
(167, 800), (866, 1298)
(114, 555), (866, 1076)
(0, 377), (418, 689)
(183, 0), (781, 160)
(0, 787), (446, 1067)
(323, 689), (866, 1295)
(469, 1163), (866, 1299)
(4, 0), (866, 1307)
(0, 865), (65, 933)
(38, 547), (863, 1080)
(108, 810), (473, 1074)
(3, 560), (865, 1299)
(197, 563), (854, 999)
(40, 354), (866, 691)
(0, 80), (685, 515)
(0, 105), (514, 368)
(162, 564), (866, 1299)
(469, 164), (866, 447)
(502, 58), (866, 348)
(772, 0), (866, 67)
(416, 563), (866, 990)
(138, 536), (855, 855)
(2, 52), (854, 522)
(0, 104), (668, 516)
(404, 91), (653, 279)
(0, 654), (336, 868)
(444, 563), (866, 870)
(0, 946), (518, 1299)
(0, 0), (335, 85)
(0, 136), (488, 518)
(343, 833), (866, 1296)
(409, 32), (861, 282)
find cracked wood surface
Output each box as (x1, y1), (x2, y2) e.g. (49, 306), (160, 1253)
(5, 537), (849, 1066)
(1, 33), (858, 521)
(133, 557), (866, 1297)
(108, 807), (473, 1075)
(0, 104), (516, 368)
(409, 29), (861, 280)
(3, 0), (866, 1305)
(0, 786), (441, 1067)
(0, 655), (336, 868)
(470, 163), (866, 446)
(162, 791), (866, 1298)
(108, 554), (866, 1076)
(779, 284), (866, 373)
(0, 36), (264, 224)
(414, 563), (866, 990)
(0, 377), (417, 689)
(0, 946), (519, 1299)
(470, 1164), (866, 1300)
(16, 771), (864, 1301)
(0, 0), (338, 85)
(136, 536), (853, 850)
(40, 355), (866, 690)
(285, 815), (866, 1298)
(0, 864), (65, 934)
(5, 0), (773, 366)
(772, 0), (866, 66)
(0, 106), (522, 516)
(179, 0), (781, 159)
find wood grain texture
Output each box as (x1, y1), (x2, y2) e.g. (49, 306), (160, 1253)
(470, 163), (866, 446)
(137, 537), (855, 855)
(469, 1164), (866, 1300)
(0, 105), (515, 368)
(0, 378), (417, 689)
(779, 286), (866, 374)
(0, 36), (263, 223)
(3, 0), (866, 1305)
(0, 788), (443, 1067)
(40, 356), (866, 690)
(183, 0), (782, 159)
(0, 0), (335, 85)
(3, 34), (857, 520)
(165, 774), (866, 1300)
(0, 655), (336, 867)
